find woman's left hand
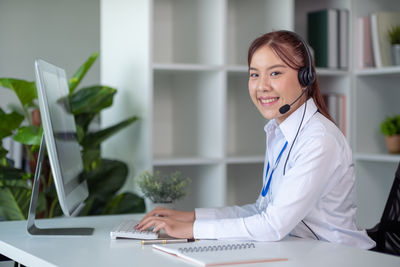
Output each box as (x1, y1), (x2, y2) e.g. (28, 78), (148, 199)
(136, 216), (194, 238)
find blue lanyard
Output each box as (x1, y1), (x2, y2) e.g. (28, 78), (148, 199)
(261, 141), (288, 197)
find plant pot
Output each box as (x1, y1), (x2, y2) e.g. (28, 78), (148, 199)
(385, 135), (400, 154)
(145, 198), (175, 212)
(391, 44), (400, 66)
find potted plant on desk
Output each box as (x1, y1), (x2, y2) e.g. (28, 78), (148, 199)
(135, 170), (191, 212)
(381, 114), (400, 154)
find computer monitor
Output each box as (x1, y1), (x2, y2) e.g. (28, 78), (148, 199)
(27, 59), (93, 235)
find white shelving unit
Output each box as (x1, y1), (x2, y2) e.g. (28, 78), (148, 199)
(101, 0), (400, 228)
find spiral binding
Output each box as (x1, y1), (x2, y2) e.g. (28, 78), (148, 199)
(178, 243), (255, 254)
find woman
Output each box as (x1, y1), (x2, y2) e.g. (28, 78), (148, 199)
(137, 30), (375, 249)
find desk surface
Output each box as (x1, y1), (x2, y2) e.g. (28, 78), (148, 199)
(1, 214), (399, 267)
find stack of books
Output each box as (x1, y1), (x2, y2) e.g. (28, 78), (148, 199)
(357, 12), (400, 69)
(307, 9), (349, 69)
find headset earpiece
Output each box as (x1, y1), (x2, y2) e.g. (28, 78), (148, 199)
(298, 66), (315, 87)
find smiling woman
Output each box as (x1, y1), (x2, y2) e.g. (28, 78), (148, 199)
(136, 30), (376, 250)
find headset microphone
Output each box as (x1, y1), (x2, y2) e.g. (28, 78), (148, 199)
(279, 88), (307, 114)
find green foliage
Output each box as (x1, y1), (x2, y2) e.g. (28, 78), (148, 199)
(0, 53), (145, 220)
(136, 171), (191, 203)
(381, 115), (400, 136)
(388, 25), (400, 45)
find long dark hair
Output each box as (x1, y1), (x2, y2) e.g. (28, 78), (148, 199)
(247, 30), (333, 122)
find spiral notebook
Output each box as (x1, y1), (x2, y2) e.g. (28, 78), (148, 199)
(152, 240), (288, 266)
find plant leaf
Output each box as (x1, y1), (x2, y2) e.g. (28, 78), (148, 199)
(81, 159), (128, 202)
(68, 52), (99, 93)
(81, 116), (139, 149)
(0, 187), (26, 220)
(102, 192), (145, 215)
(0, 109), (25, 139)
(0, 165), (31, 181)
(69, 86), (116, 114)
(0, 78), (37, 108)
(0, 146), (8, 160)
(13, 126), (43, 146)
(82, 148), (102, 171)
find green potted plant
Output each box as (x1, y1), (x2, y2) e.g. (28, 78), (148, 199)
(380, 115), (400, 153)
(388, 25), (400, 65)
(135, 171), (191, 211)
(0, 53), (145, 221)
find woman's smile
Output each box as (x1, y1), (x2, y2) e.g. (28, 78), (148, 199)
(259, 96), (280, 105)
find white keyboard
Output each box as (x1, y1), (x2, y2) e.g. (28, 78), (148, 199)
(110, 220), (158, 240)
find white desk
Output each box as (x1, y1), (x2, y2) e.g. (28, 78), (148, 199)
(1, 214), (399, 267)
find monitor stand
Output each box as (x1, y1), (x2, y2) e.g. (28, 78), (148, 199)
(27, 135), (94, 235)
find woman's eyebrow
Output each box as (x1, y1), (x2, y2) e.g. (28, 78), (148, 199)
(249, 64), (287, 72)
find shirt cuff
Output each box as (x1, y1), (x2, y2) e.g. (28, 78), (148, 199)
(193, 219), (217, 239)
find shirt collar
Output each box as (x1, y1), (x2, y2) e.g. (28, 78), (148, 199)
(264, 98), (318, 143)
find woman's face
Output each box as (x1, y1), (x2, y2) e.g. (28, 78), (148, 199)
(248, 45), (305, 124)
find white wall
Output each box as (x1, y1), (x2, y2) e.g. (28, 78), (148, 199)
(0, 0), (100, 110)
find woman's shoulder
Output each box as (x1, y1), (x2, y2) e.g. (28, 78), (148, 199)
(300, 112), (349, 153)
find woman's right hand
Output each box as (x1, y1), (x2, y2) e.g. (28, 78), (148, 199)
(138, 206), (195, 224)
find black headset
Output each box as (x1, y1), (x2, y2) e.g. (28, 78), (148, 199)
(282, 30), (315, 87)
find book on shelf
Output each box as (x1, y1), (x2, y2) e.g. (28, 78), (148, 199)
(357, 16), (375, 68)
(307, 9), (349, 69)
(370, 11), (400, 68)
(323, 93), (346, 136)
(152, 240), (288, 266)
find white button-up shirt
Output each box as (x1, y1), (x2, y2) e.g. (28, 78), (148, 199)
(193, 98), (375, 249)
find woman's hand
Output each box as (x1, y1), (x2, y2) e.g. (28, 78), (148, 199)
(137, 215), (194, 238)
(140, 207), (195, 223)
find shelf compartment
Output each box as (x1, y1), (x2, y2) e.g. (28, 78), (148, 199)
(354, 76), (400, 155)
(152, 70), (224, 159)
(154, 164), (225, 210)
(226, 72), (266, 157)
(226, 0), (294, 66)
(226, 163), (263, 206)
(152, 0), (224, 65)
(355, 161), (397, 229)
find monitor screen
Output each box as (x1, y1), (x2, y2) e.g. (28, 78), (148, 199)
(34, 59), (89, 216)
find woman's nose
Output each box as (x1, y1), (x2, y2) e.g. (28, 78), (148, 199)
(257, 76), (270, 91)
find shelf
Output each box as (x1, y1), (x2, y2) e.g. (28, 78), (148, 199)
(354, 153), (400, 163)
(354, 66), (400, 76)
(225, 156), (264, 164)
(225, 65), (248, 73)
(153, 157), (223, 166)
(316, 68), (350, 76)
(153, 63), (222, 72)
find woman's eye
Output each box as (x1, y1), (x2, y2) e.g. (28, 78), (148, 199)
(271, 71), (281, 77)
(249, 73), (258, 78)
